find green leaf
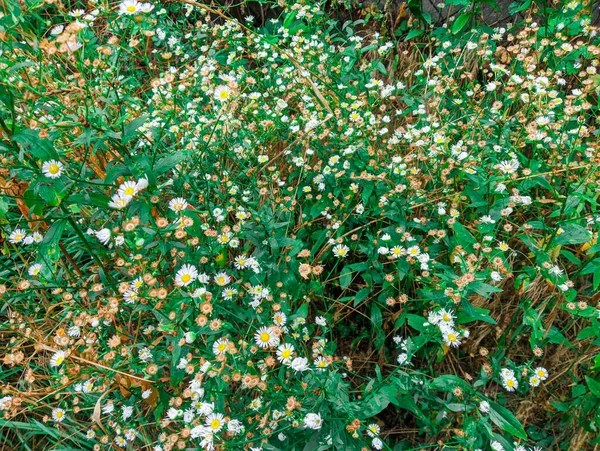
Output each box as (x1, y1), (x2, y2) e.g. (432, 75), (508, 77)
(431, 375), (471, 393)
(453, 222), (476, 245)
(469, 281), (503, 298)
(488, 400), (527, 439)
(405, 28), (424, 41)
(122, 115), (148, 144)
(509, 0), (533, 14)
(153, 151), (189, 176)
(38, 219), (68, 275)
(553, 223), (592, 246)
(340, 265), (353, 289)
(12, 129), (59, 160)
(458, 301), (497, 325)
(585, 376), (600, 398)
(451, 13), (471, 34)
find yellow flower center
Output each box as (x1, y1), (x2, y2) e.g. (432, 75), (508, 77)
(126, 5), (137, 12)
(181, 274), (191, 283)
(507, 379), (515, 387)
(281, 349), (291, 359)
(48, 164), (60, 174)
(210, 419), (221, 430)
(55, 355), (64, 365)
(124, 187), (135, 196)
(56, 411), (63, 418)
(217, 343), (227, 352)
(260, 332), (270, 343)
(219, 90), (229, 99)
(448, 334), (457, 342)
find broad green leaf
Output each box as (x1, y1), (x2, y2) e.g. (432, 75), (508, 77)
(488, 400), (527, 439)
(585, 376), (600, 398)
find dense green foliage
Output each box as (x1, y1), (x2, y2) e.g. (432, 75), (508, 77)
(1, 0), (600, 450)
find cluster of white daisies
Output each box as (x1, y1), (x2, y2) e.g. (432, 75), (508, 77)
(108, 177), (149, 210)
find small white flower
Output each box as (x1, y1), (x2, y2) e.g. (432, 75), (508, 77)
(50, 350), (66, 367)
(332, 244), (349, 258)
(28, 264), (42, 276)
(42, 160), (64, 179)
(119, 0), (141, 15)
(304, 413), (322, 430)
(95, 228), (111, 246)
(214, 85), (232, 102)
(290, 357), (310, 372)
(52, 407), (66, 423)
(169, 197), (188, 212)
(8, 228), (27, 245)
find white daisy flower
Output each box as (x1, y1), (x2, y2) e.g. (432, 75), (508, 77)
(254, 326), (279, 349)
(28, 263), (42, 276)
(118, 181), (138, 198)
(50, 350), (66, 367)
(119, 0), (141, 15)
(214, 85), (232, 102)
(52, 407), (66, 422)
(332, 244), (349, 258)
(108, 193), (131, 210)
(169, 197), (188, 212)
(175, 264), (198, 287)
(42, 160), (64, 179)
(8, 228), (27, 245)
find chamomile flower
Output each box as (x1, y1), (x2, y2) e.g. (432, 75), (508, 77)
(42, 160), (64, 179)
(497, 159), (519, 174)
(52, 407), (66, 422)
(95, 228), (111, 246)
(332, 244), (349, 258)
(214, 272), (231, 286)
(502, 374), (519, 392)
(529, 375), (541, 387)
(118, 181), (138, 198)
(212, 338), (229, 355)
(214, 85), (232, 102)
(276, 343), (294, 364)
(534, 367), (548, 380)
(119, 0), (141, 15)
(234, 255), (249, 269)
(28, 264), (42, 277)
(221, 287), (238, 300)
(8, 228), (27, 245)
(438, 309), (455, 326)
(314, 356), (329, 370)
(108, 194), (131, 209)
(406, 245), (421, 257)
(169, 197), (188, 212)
(304, 413), (323, 429)
(50, 350), (66, 367)
(175, 264), (198, 287)
(273, 311), (287, 326)
(442, 330), (461, 347)
(205, 412), (225, 432)
(366, 423), (380, 437)
(254, 326), (279, 349)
